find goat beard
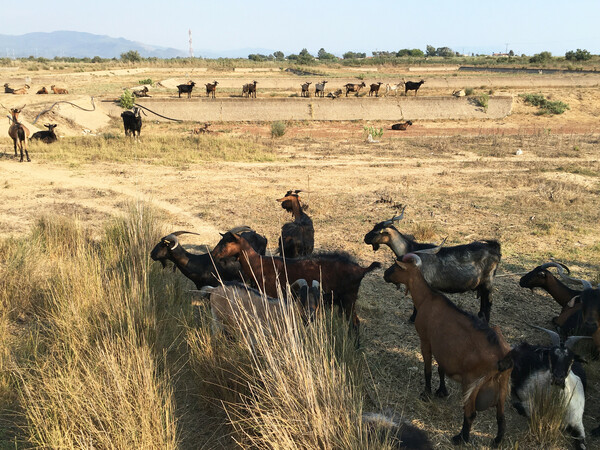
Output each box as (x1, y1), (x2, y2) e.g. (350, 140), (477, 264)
(371, 243), (380, 251)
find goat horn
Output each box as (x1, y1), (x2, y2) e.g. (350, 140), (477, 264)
(228, 225), (254, 234)
(530, 325), (561, 348)
(311, 280), (320, 289)
(382, 206), (407, 226)
(170, 230), (200, 237)
(413, 237), (446, 255)
(564, 335), (592, 351)
(403, 253), (422, 267)
(537, 262), (570, 275)
(557, 269), (593, 290)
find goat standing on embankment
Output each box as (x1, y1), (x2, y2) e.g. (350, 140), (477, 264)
(344, 82), (366, 97)
(177, 81), (195, 98)
(384, 253), (513, 446)
(314, 81), (327, 97)
(300, 81), (312, 97)
(205, 81), (218, 98)
(368, 82), (383, 97)
(7, 107), (30, 162)
(404, 79), (425, 96)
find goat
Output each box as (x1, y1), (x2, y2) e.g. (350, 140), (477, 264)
(326, 89), (343, 99)
(211, 232), (380, 335)
(384, 253), (513, 446)
(191, 122), (212, 134)
(277, 189), (314, 258)
(205, 81), (218, 98)
(300, 81), (312, 97)
(314, 80), (327, 97)
(10, 84), (30, 95)
(132, 86), (150, 98)
(404, 79), (425, 96)
(7, 107), (30, 162)
(345, 82), (366, 97)
(31, 123), (58, 143)
(364, 208), (501, 321)
(519, 262), (583, 335)
(120, 106), (143, 138)
(362, 412), (433, 449)
(199, 279), (320, 336)
(510, 327), (589, 450)
(177, 81), (195, 98)
(36, 87), (48, 95)
(242, 81), (258, 98)
(50, 85), (68, 94)
(150, 227), (268, 290)
(368, 82), (383, 97)
(385, 82), (404, 96)
(3, 83), (14, 93)
(391, 120), (413, 131)
(452, 89), (466, 97)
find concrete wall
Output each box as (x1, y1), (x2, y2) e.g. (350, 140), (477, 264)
(106, 96), (513, 122)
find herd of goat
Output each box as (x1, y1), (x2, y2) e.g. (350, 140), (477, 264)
(151, 192), (599, 449)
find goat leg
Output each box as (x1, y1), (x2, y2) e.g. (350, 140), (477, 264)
(492, 405), (506, 447)
(420, 344), (433, 400)
(435, 366), (449, 397)
(409, 306), (417, 323)
(478, 287), (492, 322)
(452, 411), (476, 445)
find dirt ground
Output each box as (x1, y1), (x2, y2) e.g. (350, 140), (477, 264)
(1, 66), (600, 448)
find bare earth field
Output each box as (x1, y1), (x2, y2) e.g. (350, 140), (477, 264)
(1, 65), (600, 448)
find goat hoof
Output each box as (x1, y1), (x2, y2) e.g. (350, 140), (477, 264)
(435, 388), (449, 398)
(451, 434), (467, 445)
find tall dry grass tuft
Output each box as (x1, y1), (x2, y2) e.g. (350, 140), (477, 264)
(187, 287), (397, 449)
(8, 203), (185, 448)
(526, 383), (569, 448)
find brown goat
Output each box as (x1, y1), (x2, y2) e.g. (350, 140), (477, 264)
(345, 82), (366, 97)
(211, 232), (380, 335)
(51, 85), (68, 94)
(277, 189), (314, 258)
(368, 82), (383, 97)
(384, 253), (512, 446)
(300, 81), (312, 97)
(11, 84), (30, 95)
(36, 87), (48, 94)
(7, 108), (31, 162)
(205, 81), (218, 98)
(391, 120), (413, 131)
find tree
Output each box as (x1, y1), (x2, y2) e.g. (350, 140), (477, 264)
(508, 50), (515, 57)
(436, 47), (454, 57)
(317, 48), (336, 60)
(273, 51), (285, 61)
(565, 49), (591, 61)
(426, 45), (436, 57)
(120, 50), (142, 63)
(91, 56), (102, 63)
(343, 51), (366, 59)
(529, 51), (552, 63)
(297, 48), (315, 65)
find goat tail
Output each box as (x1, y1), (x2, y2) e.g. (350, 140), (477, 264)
(462, 352), (513, 409)
(17, 125), (26, 143)
(365, 262), (382, 274)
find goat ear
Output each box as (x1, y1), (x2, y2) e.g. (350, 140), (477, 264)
(567, 296), (579, 308)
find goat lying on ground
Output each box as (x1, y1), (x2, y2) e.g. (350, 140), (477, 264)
(150, 227), (268, 289)
(277, 189), (314, 258)
(391, 121), (413, 130)
(364, 207), (501, 322)
(36, 87), (48, 94)
(205, 81), (218, 98)
(211, 232), (380, 336)
(7, 107), (30, 162)
(510, 327), (589, 450)
(362, 412), (433, 449)
(199, 279), (320, 336)
(384, 253), (513, 446)
(519, 262), (583, 335)
(404, 79), (425, 96)
(31, 123), (58, 143)
(3, 84), (13, 93)
(300, 81), (312, 97)
(368, 82), (383, 97)
(177, 81), (195, 98)
(314, 81), (327, 97)
(326, 89), (343, 99)
(51, 85), (68, 94)
(344, 82), (366, 97)
(121, 106), (143, 138)
(11, 84), (30, 95)
(132, 86), (151, 97)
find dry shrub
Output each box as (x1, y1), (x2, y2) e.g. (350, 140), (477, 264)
(526, 383), (569, 448)
(411, 222), (438, 241)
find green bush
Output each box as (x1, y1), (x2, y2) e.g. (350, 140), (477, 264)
(119, 90), (135, 109)
(477, 93), (489, 112)
(271, 121), (286, 138)
(464, 87), (474, 96)
(520, 93), (570, 115)
(363, 125), (384, 139)
(138, 78), (152, 85)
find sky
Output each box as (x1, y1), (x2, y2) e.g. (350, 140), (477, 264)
(2, 0), (600, 57)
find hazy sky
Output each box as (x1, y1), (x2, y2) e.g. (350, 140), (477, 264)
(3, 0), (600, 56)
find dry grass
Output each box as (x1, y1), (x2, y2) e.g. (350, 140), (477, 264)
(526, 384), (570, 448)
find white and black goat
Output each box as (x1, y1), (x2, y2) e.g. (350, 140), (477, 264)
(364, 207), (501, 321)
(150, 227), (267, 289)
(121, 106), (144, 138)
(510, 326), (589, 450)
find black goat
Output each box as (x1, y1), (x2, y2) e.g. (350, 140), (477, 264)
(150, 227), (267, 289)
(391, 120), (413, 130)
(277, 189), (314, 258)
(205, 81), (218, 98)
(121, 106), (143, 138)
(314, 81), (327, 97)
(404, 79), (425, 96)
(364, 207), (501, 322)
(177, 81), (196, 98)
(510, 327), (589, 450)
(31, 124), (58, 143)
(368, 82), (383, 97)
(362, 412), (433, 449)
